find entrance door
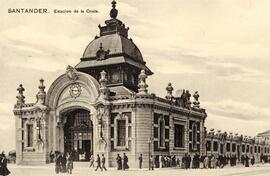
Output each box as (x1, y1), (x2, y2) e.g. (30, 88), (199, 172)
(63, 109), (93, 161)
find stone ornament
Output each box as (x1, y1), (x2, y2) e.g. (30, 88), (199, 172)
(36, 79), (46, 105)
(16, 84), (25, 105)
(99, 70), (110, 100)
(138, 69), (148, 94)
(66, 65), (78, 82)
(110, 0), (118, 19)
(165, 83), (174, 100)
(96, 43), (110, 61)
(193, 91), (200, 108)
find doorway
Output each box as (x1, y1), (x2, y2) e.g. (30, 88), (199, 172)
(63, 109), (93, 161)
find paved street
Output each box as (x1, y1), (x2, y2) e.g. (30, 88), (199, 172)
(7, 163), (270, 176)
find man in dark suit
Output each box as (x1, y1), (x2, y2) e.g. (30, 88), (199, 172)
(95, 154), (102, 171)
(101, 154), (107, 171)
(138, 154), (143, 169)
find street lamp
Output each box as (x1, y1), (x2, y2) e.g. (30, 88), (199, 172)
(148, 137), (152, 170)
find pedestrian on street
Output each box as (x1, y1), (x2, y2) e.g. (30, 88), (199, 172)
(101, 154), (107, 171)
(0, 151), (10, 176)
(89, 154), (95, 168)
(138, 154), (143, 169)
(116, 154), (122, 170)
(95, 154), (102, 171)
(122, 153), (129, 170)
(150, 155), (154, 170)
(55, 153), (62, 174)
(67, 152), (73, 174)
(251, 155), (255, 166)
(61, 153), (67, 173)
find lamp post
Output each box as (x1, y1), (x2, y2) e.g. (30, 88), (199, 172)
(148, 137), (152, 170)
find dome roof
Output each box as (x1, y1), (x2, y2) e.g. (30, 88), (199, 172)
(82, 33), (144, 63)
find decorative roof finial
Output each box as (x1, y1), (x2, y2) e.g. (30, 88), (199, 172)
(165, 83), (174, 101)
(16, 84), (25, 105)
(193, 91), (200, 108)
(138, 70), (148, 94)
(36, 78), (46, 105)
(99, 70), (110, 100)
(110, 0), (118, 19)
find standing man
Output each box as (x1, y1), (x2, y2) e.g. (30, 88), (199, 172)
(150, 155), (154, 170)
(55, 153), (62, 174)
(95, 154), (102, 171)
(138, 154), (143, 169)
(101, 154), (107, 171)
(116, 154), (122, 170)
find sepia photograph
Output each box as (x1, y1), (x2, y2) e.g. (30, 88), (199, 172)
(0, 0), (270, 175)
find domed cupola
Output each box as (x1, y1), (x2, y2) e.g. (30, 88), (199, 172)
(75, 0), (153, 92)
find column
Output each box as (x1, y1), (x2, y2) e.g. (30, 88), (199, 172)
(16, 116), (23, 164)
(200, 121), (205, 155)
(185, 118), (190, 153)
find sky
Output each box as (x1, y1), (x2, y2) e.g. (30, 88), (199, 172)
(0, 0), (270, 152)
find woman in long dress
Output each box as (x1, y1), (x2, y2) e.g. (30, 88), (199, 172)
(0, 152), (10, 176)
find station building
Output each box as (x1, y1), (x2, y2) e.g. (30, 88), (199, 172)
(13, 1), (207, 166)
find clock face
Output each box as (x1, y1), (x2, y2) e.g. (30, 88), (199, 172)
(112, 72), (120, 82)
(69, 83), (82, 98)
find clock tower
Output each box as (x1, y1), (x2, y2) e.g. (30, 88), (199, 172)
(75, 0), (153, 92)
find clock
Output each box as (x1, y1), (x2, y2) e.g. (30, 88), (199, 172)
(69, 83), (82, 98)
(112, 72), (120, 82)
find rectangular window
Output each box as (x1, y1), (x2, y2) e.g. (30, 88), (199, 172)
(206, 141), (211, 151)
(117, 120), (126, 146)
(164, 115), (169, 126)
(27, 124), (33, 147)
(174, 124), (184, 148)
(165, 129), (169, 139)
(154, 113), (159, 124)
(154, 141), (159, 151)
(255, 146), (257, 153)
(213, 141), (218, 151)
(226, 143), (231, 152)
(128, 126), (131, 138)
(111, 113), (117, 124)
(111, 141), (114, 150)
(197, 133), (200, 142)
(232, 143), (236, 152)
(165, 142), (169, 150)
(159, 120), (165, 147)
(196, 122), (200, 131)
(154, 127), (158, 138)
(111, 127), (114, 138)
(242, 145), (245, 153)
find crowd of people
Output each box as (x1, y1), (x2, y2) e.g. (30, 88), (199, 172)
(154, 153), (270, 169)
(54, 152), (74, 174)
(50, 150), (270, 174)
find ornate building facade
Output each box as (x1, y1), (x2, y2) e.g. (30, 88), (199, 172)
(13, 1), (207, 166)
(15, 0), (270, 167)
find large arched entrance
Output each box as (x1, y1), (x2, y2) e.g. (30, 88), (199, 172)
(62, 109), (93, 161)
